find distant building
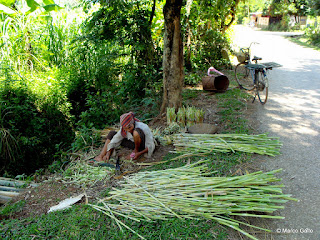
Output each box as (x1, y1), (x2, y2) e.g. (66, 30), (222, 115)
(250, 12), (307, 27)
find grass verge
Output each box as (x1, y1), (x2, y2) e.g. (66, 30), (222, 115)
(287, 34), (320, 52)
(1, 205), (227, 240)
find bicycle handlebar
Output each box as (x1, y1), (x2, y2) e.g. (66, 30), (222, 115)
(249, 42), (259, 48)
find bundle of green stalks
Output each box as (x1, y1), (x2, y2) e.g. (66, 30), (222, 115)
(186, 106), (196, 126)
(61, 160), (114, 187)
(195, 108), (205, 123)
(167, 107), (204, 128)
(90, 161), (296, 240)
(176, 107), (186, 127)
(166, 107), (176, 125)
(171, 133), (282, 156)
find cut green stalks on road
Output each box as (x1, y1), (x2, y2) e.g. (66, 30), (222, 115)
(170, 133), (282, 157)
(90, 161), (297, 240)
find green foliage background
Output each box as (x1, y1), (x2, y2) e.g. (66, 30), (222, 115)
(1, 0), (319, 176)
(0, 0), (238, 176)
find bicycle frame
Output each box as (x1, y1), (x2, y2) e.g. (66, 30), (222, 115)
(245, 64), (269, 104)
(235, 43), (281, 105)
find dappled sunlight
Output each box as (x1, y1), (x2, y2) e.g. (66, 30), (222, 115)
(233, 25), (320, 238)
(234, 26), (320, 142)
(233, 26), (320, 143)
(295, 125), (318, 136)
(264, 89), (320, 140)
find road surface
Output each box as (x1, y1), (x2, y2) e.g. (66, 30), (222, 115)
(233, 26), (320, 240)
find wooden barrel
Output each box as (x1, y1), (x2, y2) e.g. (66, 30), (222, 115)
(202, 75), (229, 92)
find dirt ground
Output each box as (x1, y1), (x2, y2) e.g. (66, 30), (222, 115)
(2, 77), (259, 227)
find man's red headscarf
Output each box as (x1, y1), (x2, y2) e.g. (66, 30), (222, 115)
(120, 112), (140, 137)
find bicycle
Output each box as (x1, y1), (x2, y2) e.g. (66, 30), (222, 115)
(234, 42), (281, 105)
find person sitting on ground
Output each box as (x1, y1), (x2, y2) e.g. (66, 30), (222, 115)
(94, 112), (156, 162)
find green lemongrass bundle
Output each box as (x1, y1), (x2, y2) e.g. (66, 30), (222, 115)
(176, 107), (186, 127)
(166, 107), (176, 125)
(167, 106), (204, 128)
(195, 108), (205, 123)
(61, 160), (113, 187)
(186, 106), (196, 126)
(171, 133), (282, 156)
(90, 161), (296, 240)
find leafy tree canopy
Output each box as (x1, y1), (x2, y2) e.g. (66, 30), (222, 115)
(0, 0), (15, 7)
(0, 0), (62, 15)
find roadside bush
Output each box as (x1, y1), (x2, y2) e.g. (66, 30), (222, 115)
(192, 29), (230, 70)
(305, 26), (320, 46)
(78, 91), (124, 129)
(71, 125), (102, 153)
(0, 86), (74, 176)
(184, 72), (202, 86)
(63, 5), (163, 129)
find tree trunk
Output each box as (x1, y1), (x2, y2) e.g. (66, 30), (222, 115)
(160, 0), (184, 113)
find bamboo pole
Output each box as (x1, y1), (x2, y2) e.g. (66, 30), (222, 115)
(0, 186), (25, 192)
(0, 190), (20, 197)
(0, 195), (12, 204)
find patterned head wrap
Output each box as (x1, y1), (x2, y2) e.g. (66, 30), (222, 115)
(120, 112), (140, 137)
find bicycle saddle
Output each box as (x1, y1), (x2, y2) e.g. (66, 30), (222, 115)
(252, 56), (262, 61)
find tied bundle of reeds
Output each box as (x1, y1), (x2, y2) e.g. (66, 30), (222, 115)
(166, 107), (176, 125)
(167, 107), (205, 127)
(90, 161), (296, 240)
(195, 108), (205, 123)
(171, 133), (282, 156)
(176, 107), (186, 127)
(186, 106), (196, 127)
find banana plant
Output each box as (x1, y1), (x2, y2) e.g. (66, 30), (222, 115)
(0, 0), (62, 16)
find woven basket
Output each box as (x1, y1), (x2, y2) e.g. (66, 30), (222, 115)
(236, 52), (249, 63)
(188, 123), (218, 134)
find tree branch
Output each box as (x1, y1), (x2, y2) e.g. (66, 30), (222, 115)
(149, 0), (156, 25)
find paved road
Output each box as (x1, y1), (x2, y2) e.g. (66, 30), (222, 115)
(233, 26), (320, 240)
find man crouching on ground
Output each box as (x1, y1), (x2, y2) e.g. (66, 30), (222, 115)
(93, 112), (156, 162)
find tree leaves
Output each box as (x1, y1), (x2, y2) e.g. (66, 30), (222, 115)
(0, 3), (16, 15)
(26, 0), (40, 12)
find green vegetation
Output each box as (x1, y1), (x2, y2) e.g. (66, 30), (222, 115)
(217, 88), (251, 134)
(0, 0), (240, 177)
(304, 23), (320, 48)
(237, 0), (320, 32)
(146, 86), (253, 176)
(1, 205), (227, 240)
(0, 200), (25, 217)
(288, 32), (320, 51)
(171, 133), (282, 156)
(0, 0), (305, 238)
(0, 80), (255, 240)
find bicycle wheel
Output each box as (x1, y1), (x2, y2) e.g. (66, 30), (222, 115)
(235, 63), (255, 90)
(256, 71), (268, 105)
